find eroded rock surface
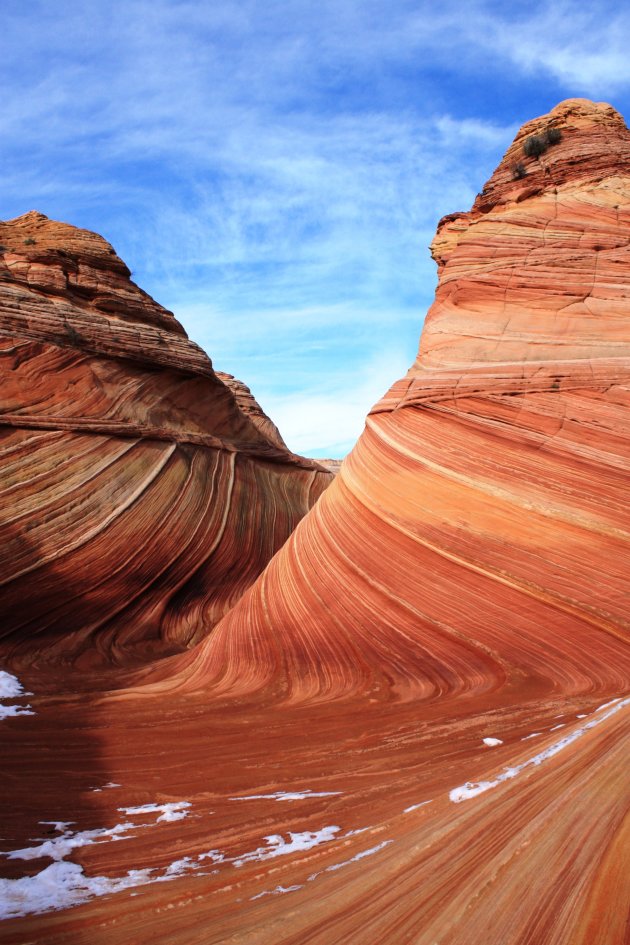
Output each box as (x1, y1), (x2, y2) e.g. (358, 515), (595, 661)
(1, 101), (628, 945)
(0, 212), (331, 666)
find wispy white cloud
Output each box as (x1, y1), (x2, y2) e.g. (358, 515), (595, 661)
(481, 3), (630, 94)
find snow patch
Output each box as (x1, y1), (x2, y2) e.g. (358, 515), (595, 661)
(403, 800), (433, 814)
(0, 855), (204, 919)
(306, 838), (393, 884)
(8, 822), (139, 862)
(482, 737), (503, 747)
(40, 821), (75, 834)
(233, 826), (340, 867)
(323, 840), (393, 873)
(596, 698), (621, 712)
(0, 671), (31, 699)
(0, 704), (35, 720)
(0, 799), (196, 918)
(118, 802), (191, 823)
(450, 696), (630, 804)
(251, 883), (303, 900)
(0, 861), (143, 918)
(163, 857), (200, 877)
(231, 789), (341, 802)
(0, 671), (34, 720)
(198, 849), (225, 864)
(450, 781), (496, 803)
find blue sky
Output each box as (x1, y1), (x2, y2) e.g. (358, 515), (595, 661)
(2, 1), (630, 456)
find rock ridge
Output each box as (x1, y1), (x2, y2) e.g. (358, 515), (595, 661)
(0, 212), (332, 664)
(394, 98), (630, 376)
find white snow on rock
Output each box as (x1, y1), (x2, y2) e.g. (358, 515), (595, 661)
(450, 696), (630, 804)
(0, 704), (35, 720)
(322, 840), (393, 873)
(596, 698), (621, 712)
(0, 671), (34, 720)
(233, 826), (341, 867)
(231, 789), (341, 802)
(0, 800), (195, 918)
(482, 737), (503, 747)
(251, 836), (395, 898)
(198, 849), (225, 864)
(9, 822), (143, 862)
(251, 883), (303, 900)
(118, 802), (191, 823)
(403, 800), (433, 814)
(163, 857), (202, 877)
(0, 855), (206, 920)
(40, 821), (75, 834)
(0, 672), (30, 699)
(0, 802), (347, 919)
(305, 837), (395, 886)
(0, 861), (149, 918)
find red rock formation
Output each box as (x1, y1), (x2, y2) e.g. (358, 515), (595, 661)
(0, 212), (332, 666)
(186, 99), (630, 704)
(215, 371), (288, 451)
(1, 100), (628, 945)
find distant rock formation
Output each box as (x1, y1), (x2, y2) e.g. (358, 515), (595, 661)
(315, 457), (343, 475)
(0, 211), (332, 666)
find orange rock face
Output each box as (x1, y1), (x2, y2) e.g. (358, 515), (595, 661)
(215, 371), (289, 451)
(1, 100), (629, 945)
(420, 97), (630, 369)
(0, 212), (332, 666)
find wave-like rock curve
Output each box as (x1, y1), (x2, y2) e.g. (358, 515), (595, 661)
(1, 100), (628, 945)
(0, 212), (332, 667)
(186, 99), (630, 708)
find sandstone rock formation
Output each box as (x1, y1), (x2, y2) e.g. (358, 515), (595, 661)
(0, 212), (332, 666)
(1, 100), (628, 945)
(215, 372), (289, 451)
(188, 99), (630, 705)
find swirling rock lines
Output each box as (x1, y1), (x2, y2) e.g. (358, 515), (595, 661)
(0, 213), (332, 665)
(1, 100), (629, 945)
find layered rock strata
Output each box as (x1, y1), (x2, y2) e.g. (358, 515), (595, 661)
(1, 100), (629, 945)
(187, 99), (630, 705)
(0, 212), (331, 666)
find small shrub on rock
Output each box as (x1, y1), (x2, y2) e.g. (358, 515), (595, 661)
(512, 162), (527, 180)
(523, 127), (562, 159)
(23, 238), (36, 246)
(523, 134), (547, 158)
(543, 127), (562, 145)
